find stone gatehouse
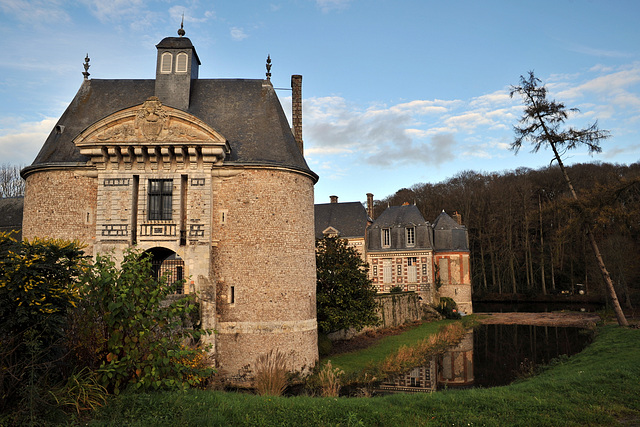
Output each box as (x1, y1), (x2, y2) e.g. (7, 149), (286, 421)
(21, 28), (319, 381)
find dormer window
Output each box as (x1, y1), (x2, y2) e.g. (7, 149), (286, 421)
(176, 52), (188, 73)
(406, 227), (415, 247)
(160, 52), (173, 74)
(382, 228), (391, 248)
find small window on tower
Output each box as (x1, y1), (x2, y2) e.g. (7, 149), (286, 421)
(176, 52), (188, 73)
(161, 52), (173, 74)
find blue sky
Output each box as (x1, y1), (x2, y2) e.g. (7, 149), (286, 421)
(1, 1), (639, 205)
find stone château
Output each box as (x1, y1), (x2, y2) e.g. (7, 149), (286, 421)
(20, 28), (319, 381)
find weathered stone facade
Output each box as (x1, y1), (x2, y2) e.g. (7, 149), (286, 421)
(21, 30), (319, 382)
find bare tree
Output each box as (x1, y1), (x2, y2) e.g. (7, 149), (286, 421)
(510, 71), (628, 326)
(0, 164), (25, 198)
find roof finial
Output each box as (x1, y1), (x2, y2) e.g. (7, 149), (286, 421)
(178, 13), (185, 37)
(265, 54), (272, 81)
(82, 53), (90, 80)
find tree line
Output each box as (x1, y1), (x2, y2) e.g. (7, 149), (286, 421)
(374, 161), (640, 308)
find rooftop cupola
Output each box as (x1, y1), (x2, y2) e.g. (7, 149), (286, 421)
(154, 21), (201, 111)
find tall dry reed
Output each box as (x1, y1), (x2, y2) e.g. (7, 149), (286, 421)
(253, 349), (289, 396)
(318, 360), (344, 397)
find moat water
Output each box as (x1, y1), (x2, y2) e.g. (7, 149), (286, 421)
(378, 324), (593, 393)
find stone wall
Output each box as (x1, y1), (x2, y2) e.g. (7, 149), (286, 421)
(211, 167), (318, 380)
(22, 169), (97, 253)
(328, 292), (422, 341)
(376, 292), (422, 327)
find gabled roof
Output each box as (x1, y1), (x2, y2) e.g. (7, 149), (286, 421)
(24, 78), (316, 180)
(370, 204), (427, 228)
(314, 202), (370, 239)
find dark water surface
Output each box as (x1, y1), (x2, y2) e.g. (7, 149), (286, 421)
(379, 324), (593, 393)
(472, 324), (593, 388)
(473, 301), (604, 313)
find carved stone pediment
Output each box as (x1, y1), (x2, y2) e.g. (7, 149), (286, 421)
(74, 97), (230, 170)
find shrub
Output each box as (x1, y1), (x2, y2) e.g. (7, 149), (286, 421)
(253, 349), (288, 396)
(389, 286), (403, 293)
(49, 367), (108, 414)
(318, 333), (333, 357)
(434, 297), (461, 319)
(70, 248), (214, 394)
(0, 233), (86, 419)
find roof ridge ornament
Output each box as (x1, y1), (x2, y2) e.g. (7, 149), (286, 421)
(82, 54), (90, 80)
(266, 54), (272, 81)
(178, 13), (185, 37)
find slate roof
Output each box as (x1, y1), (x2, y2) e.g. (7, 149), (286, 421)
(314, 202), (370, 239)
(0, 197), (24, 240)
(433, 210), (469, 251)
(24, 78), (316, 180)
(369, 204), (427, 228)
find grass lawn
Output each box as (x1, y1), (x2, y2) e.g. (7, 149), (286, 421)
(87, 323), (640, 426)
(323, 318), (461, 375)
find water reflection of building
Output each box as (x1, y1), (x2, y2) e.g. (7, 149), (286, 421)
(438, 331), (474, 389)
(379, 360), (438, 393)
(379, 331), (474, 393)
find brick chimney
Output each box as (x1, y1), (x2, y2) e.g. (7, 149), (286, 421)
(330, 195), (338, 203)
(366, 193), (374, 220)
(453, 211), (463, 225)
(291, 75), (303, 155)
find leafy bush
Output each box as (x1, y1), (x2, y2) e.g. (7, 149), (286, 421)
(0, 233), (86, 420)
(317, 333), (333, 357)
(70, 248), (214, 394)
(389, 286), (403, 293)
(434, 297), (461, 319)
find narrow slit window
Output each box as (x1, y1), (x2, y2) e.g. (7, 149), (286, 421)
(230, 286), (235, 304)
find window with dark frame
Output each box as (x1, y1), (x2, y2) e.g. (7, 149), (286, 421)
(148, 179), (173, 220)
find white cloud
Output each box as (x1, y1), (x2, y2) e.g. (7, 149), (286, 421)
(230, 27), (248, 41)
(316, 0), (352, 13)
(468, 90), (512, 109)
(0, 118), (56, 165)
(555, 65), (640, 108)
(0, 0), (70, 23)
(79, 0), (149, 23)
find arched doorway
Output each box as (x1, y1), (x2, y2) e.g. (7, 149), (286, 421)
(145, 247), (185, 294)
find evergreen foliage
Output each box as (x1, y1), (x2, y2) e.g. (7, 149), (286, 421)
(316, 236), (380, 334)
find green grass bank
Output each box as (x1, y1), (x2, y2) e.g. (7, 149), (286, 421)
(87, 324), (639, 426)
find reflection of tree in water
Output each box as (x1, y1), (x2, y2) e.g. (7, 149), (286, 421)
(474, 324), (593, 388)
